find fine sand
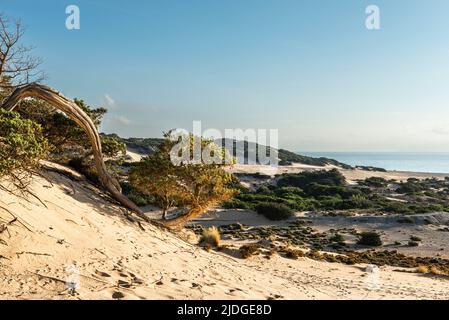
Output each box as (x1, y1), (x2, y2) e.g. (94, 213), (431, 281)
(1, 162), (449, 299)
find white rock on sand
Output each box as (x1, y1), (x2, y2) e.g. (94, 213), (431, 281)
(1, 163), (449, 300)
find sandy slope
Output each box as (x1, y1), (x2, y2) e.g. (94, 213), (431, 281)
(1, 163), (449, 300)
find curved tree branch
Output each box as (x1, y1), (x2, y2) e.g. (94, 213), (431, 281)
(0, 83), (148, 221)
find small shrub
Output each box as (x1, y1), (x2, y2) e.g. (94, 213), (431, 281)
(199, 227), (221, 247)
(277, 169), (346, 189)
(430, 266), (444, 275)
(408, 241), (419, 247)
(382, 202), (412, 214)
(121, 182), (153, 206)
(255, 202), (294, 221)
(416, 265), (429, 273)
(0, 109), (49, 179)
(284, 248), (304, 260)
(329, 233), (345, 244)
(410, 235), (422, 242)
(239, 244), (260, 259)
(357, 231), (382, 247)
(222, 199), (250, 210)
(264, 249), (276, 259)
(360, 177), (388, 188)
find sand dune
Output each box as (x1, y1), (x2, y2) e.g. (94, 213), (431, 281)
(1, 163), (449, 299)
(230, 163), (449, 182)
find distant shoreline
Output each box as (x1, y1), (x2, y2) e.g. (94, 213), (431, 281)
(300, 151), (449, 174)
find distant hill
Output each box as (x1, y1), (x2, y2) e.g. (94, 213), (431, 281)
(102, 133), (163, 155)
(216, 138), (352, 169)
(104, 133), (351, 169)
(277, 148), (352, 169)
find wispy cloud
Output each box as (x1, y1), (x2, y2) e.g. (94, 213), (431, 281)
(114, 115), (131, 125)
(432, 124), (449, 135)
(104, 93), (115, 107)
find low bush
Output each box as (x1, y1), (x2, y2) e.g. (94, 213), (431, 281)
(284, 248), (304, 260)
(329, 233), (345, 244)
(277, 169), (346, 189)
(255, 202), (294, 221)
(408, 241), (419, 247)
(222, 198), (251, 210)
(0, 109), (49, 179)
(357, 231), (382, 247)
(360, 177), (388, 188)
(239, 244), (260, 259)
(120, 182), (153, 206)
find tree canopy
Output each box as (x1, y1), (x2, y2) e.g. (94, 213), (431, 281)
(130, 132), (236, 226)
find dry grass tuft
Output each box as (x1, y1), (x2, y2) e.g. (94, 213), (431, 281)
(430, 266), (444, 276)
(199, 226), (221, 247)
(416, 265), (429, 274)
(239, 244), (260, 259)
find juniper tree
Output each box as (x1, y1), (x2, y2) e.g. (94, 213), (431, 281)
(130, 132), (236, 227)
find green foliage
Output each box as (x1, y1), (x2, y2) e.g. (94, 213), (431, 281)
(381, 201), (413, 214)
(0, 109), (49, 178)
(224, 160), (449, 216)
(129, 137), (187, 216)
(329, 233), (345, 245)
(357, 231), (383, 247)
(222, 198), (251, 210)
(274, 186), (305, 198)
(130, 132), (236, 220)
(254, 202), (294, 221)
(278, 169), (346, 189)
(360, 177), (388, 188)
(277, 149), (352, 169)
(101, 135), (126, 158)
(396, 181), (423, 195)
(120, 182), (153, 206)
(16, 98), (125, 160)
(256, 185), (273, 195)
(112, 136), (164, 155)
(304, 182), (360, 198)
(356, 166), (387, 172)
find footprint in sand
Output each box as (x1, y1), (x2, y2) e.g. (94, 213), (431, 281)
(95, 270), (111, 277)
(118, 279), (132, 288)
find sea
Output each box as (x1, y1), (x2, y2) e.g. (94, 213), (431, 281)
(300, 152), (449, 174)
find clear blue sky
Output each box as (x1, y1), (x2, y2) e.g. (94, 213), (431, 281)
(3, 0), (449, 151)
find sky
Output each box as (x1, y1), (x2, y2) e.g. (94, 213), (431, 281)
(3, 0), (449, 152)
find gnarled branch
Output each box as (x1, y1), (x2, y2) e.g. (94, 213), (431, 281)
(0, 83), (147, 221)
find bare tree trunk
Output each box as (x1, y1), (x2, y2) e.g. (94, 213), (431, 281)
(0, 83), (148, 222)
(160, 206), (205, 229)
